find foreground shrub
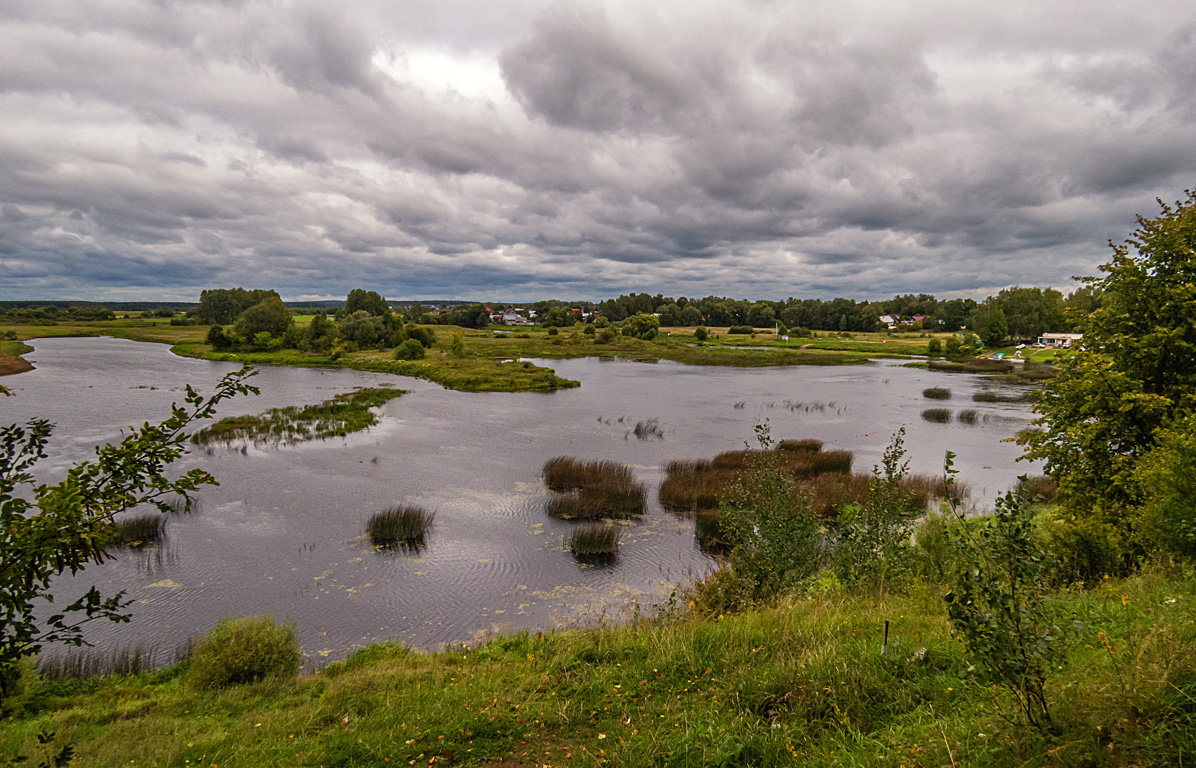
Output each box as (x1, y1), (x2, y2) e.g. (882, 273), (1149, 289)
(945, 471), (1059, 730)
(367, 506), (434, 548)
(188, 615), (301, 688)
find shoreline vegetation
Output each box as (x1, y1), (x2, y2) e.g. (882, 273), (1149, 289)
(1, 567), (1190, 766)
(190, 387), (406, 445)
(0, 317), (1051, 394)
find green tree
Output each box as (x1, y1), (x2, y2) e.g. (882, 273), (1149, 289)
(234, 296), (292, 339)
(1020, 192), (1196, 512)
(971, 302), (1009, 347)
(0, 367), (257, 697)
(344, 289), (388, 317)
(623, 313), (659, 340)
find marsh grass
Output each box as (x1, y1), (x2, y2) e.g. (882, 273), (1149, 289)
(108, 513), (165, 548)
(367, 506), (434, 548)
(568, 523), (619, 560)
(662, 442), (963, 521)
(777, 439), (823, 453)
(921, 408), (951, 423)
(191, 386), (405, 445)
(957, 409), (979, 424)
(631, 418), (664, 440)
(922, 387), (951, 399)
(542, 458), (645, 519)
(973, 390), (1034, 403)
(37, 644), (157, 680)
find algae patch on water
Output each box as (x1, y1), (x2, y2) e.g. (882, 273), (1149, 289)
(191, 386), (405, 445)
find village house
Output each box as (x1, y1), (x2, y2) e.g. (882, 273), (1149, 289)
(1037, 332), (1083, 348)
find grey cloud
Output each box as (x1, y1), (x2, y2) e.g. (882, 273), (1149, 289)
(1, 0), (1195, 301)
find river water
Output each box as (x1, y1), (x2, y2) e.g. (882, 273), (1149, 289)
(2, 336), (1039, 666)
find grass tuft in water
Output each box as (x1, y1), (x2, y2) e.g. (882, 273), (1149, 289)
(921, 408), (951, 423)
(921, 387), (951, 399)
(957, 409), (979, 424)
(568, 523), (619, 560)
(367, 506), (434, 548)
(37, 644), (157, 680)
(108, 514), (165, 548)
(543, 458), (644, 519)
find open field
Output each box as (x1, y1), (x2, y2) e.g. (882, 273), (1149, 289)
(1, 566), (1191, 767)
(0, 317), (1036, 393)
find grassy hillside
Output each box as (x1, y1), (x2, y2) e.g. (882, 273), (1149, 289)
(2, 566), (1192, 767)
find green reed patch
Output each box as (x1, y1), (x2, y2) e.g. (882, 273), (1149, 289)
(191, 386), (405, 445)
(367, 505), (434, 548)
(922, 387), (951, 399)
(568, 523), (620, 560)
(921, 408), (952, 423)
(542, 457), (645, 519)
(107, 513), (165, 548)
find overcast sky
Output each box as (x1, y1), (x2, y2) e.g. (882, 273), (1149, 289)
(1, 0), (1193, 302)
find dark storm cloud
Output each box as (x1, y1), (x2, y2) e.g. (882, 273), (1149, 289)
(1, 0), (1194, 301)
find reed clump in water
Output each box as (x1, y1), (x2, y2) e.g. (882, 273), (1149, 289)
(37, 644), (157, 680)
(542, 458), (645, 520)
(973, 390), (1033, 403)
(367, 506), (434, 548)
(660, 439), (967, 542)
(957, 409), (979, 424)
(921, 408), (951, 423)
(922, 387), (951, 400)
(108, 514), (165, 548)
(568, 523), (619, 561)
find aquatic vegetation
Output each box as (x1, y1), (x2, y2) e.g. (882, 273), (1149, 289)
(631, 418), (664, 440)
(568, 523), (619, 560)
(957, 409), (979, 424)
(542, 458), (644, 519)
(37, 644), (157, 680)
(921, 408), (952, 423)
(191, 386), (405, 445)
(107, 514), (165, 548)
(922, 387), (951, 399)
(972, 390), (1033, 403)
(661, 440), (960, 519)
(367, 506), (434, 548)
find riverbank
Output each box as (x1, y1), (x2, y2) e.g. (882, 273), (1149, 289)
(1, 566), (1191, 767)
(0, 318), (1019, 394)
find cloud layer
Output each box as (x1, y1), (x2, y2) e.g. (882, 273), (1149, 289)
(2, 0), (1194, 301)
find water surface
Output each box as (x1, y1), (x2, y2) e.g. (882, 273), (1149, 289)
(3, 337), (1039, 665)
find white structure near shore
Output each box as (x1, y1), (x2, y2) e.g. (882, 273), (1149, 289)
(1037, 332), (1083, 347)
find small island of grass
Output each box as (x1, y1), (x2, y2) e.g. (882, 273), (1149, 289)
(191, 386), (405, 445)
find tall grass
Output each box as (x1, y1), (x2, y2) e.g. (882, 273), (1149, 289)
(922, 387), (951, 399)
(107, 513), (165, 548)
(367, 506), (434, 548)
(777, 439), (823, 453)
(37, 644), (157, 680)
(973, 390), (1034, 403)
(921, 408), (951, 423)
(542, 458), (645, 519)
(568, 524), (619, 560)
(957, 409), (979, 424)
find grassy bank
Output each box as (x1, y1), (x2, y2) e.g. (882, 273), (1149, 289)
(1, 567), (1192, 766)
(0, 318), (1045, 393)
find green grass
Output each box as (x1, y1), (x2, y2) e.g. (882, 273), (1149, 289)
(2, 568), (1193, 766)
(568, 523), (620, 561)
(543, 458), (646, 520)
(366, 506), (434, 549)
(191, 387), (405, 445)
(921, 408), (952, 423)
(922, 387), (951, 399)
